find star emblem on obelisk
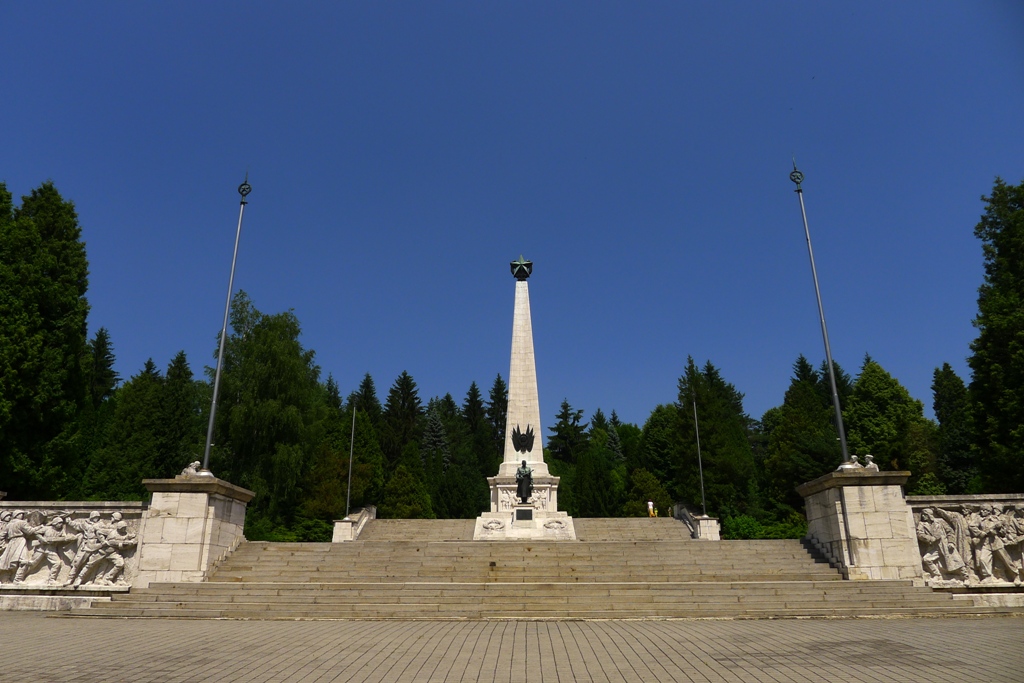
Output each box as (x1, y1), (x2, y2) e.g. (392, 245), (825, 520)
(510, 255), (533, 280)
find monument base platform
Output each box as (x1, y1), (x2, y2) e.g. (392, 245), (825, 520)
(473, 505), (576, 540)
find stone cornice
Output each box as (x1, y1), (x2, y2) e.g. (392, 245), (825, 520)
(142, 477), (255, 503)
(795, 470), (910, 498)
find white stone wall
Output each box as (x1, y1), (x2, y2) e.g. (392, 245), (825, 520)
(798, 471), (923, 582)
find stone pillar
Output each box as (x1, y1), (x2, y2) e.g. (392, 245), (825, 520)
(694, 515), (721, 541)
(797, 470), (922, 581)
(475, 256), (573, 540)
(135, 476), (254, 588)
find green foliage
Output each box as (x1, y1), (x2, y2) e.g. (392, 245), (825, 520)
(548, 399), (588, 465)
(931, 363), (976, 493)
(0, 181), (90, 498)
(86, 327), (119, 409)
(378, 464), (434, 519)
(721, 513), (807, 540)
(844, 358), (936, 473)
(968, 177), (1024, 492)
(382, 371), (423, 466)
(763, 356), (843, 509)
(485, 374), (508, 466)
(573, 429), (624, 517)
(675, 357), (758, 519)
(213, 292), (327, 530)
(621, 468), (673, 517)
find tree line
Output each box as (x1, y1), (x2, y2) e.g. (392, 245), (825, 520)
(1, 178), (1022, 540)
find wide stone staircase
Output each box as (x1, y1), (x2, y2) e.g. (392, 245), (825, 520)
(68, 518), (1019, 619)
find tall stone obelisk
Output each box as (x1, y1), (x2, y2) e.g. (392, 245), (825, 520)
(474, 256), (574, 540)
(497, 255), (549, 478)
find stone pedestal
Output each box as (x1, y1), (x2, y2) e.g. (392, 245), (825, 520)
(474, 504), (576, 541)
(694, 516), (721, 541)
(797, 470), (922, 581)
(487, 475), (560, 514)
(135, 476), (254, 588)
(332, 506), (376, 542)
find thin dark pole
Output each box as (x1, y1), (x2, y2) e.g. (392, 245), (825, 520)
(693, 398), (707, 516)
(346, 403), (357, 518)
(790, 164), (851, 466)
(201, 176), (252, 474)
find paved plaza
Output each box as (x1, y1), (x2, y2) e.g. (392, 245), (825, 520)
(1, 613), (1021, 682)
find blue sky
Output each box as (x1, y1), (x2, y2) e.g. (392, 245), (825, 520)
(3, 3), (1023, 430)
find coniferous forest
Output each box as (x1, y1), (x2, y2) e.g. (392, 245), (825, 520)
(2, 178), (1023, 541)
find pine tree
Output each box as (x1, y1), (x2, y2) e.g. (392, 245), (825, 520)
(378, 464), (434, 519)
(932, 364), (976, 493)
(548, 399), (588, 465)
(382, 371), (424, 467)
(325, 374), (342, 411)
(967, 177), (1024, 492)
(763, 356), (843, 510)
(348, 373), (382, 426)
(156, 351), (205, 478)
(0, 181), (90, 498)
(675, 357), (758, 519)
(485, 374), (508, 467)
(84, 359), (164, 499)
(574, 430), (623, 517)
(86, 327), (119, 409)
(463, 381), (493, 476)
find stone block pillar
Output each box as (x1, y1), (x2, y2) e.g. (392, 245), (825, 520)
(694, 516), (721, 541)
(797, 470), (922, 581)
(135, 477), (254, 588)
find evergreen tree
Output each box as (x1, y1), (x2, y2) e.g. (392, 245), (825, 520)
(349, 373), (382, 426)
(156, 351), (205, 478)
(548, 399), (588, 465)
(86, 327), (119, 409)
(378, 464), (434, 519)
(0, 181), (90, 498)
(763, 355), (843, 510)
(932, 363), (977, 493)
(967, 177), (1024, 492)
(844, 357), (941, 493)
(675, 357), (758, 519)
(637, 404), (681, 487)
(590, 408), (608, 433)
(421, 402), (451, 497)
(382, 371), (424, 467)
(325, 374), (342, 411)
(574, 429), (623, 517)
(83, 359), (164, 499)
(485, 374), (508, 467)
(463, 381), (494, 477)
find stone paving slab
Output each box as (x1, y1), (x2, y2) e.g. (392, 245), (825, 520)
(0, 613), (1020, 682)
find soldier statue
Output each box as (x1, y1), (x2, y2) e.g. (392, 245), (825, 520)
(515, 460), (533, 504)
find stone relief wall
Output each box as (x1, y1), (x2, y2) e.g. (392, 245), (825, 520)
(908, 495), (1024, 587)
(0, 502), (144, 588)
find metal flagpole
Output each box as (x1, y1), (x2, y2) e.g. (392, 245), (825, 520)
(345, 403), (357, 518)
(692, 398), (707, 516)
(201, 176), (252, 476)
(789, 163), (852, 467)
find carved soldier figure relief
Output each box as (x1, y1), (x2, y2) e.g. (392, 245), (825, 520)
(0, 509), (139, 587)
(915, 502), (1024, 586)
